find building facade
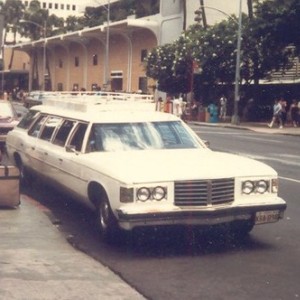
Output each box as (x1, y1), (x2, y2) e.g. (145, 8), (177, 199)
(3, 0), (248, 94)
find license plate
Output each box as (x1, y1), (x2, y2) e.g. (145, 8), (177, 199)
(255, 210), (280, 224)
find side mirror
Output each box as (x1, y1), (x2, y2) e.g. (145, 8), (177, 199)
(65, 145), (77, 153)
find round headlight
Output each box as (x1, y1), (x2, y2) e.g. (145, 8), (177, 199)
(137, 187), (151, 201)
(152, 186), (166, 201)
(256, 180), (268, 194)
(242, 181), (255, 194)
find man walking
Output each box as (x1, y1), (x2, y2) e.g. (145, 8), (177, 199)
(268, 99), (283, 129)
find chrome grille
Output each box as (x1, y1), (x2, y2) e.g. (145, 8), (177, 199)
(174, 178), (234, 206)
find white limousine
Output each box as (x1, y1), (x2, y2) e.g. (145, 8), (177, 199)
(6, 94), (287, 241)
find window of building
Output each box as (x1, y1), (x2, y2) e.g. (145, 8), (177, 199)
(92, 54), (98, 66)
(67, 4), (70, 10)
(141, 49), (148, 62)
(24, 1), (29, 6)
(58, 59), (63, 68)
(57, 83), (63, 91)
(61, 4), (64, 9)
(72, 84), (79, 91)
(75, 57), (79, 67)
(42, 2), (46, 9)
(72, 5), (76, 11)
(49, 3), (52, 9)
(55, 3), (58, 9)
(111, 71), (123, 91)
(139, 77), (148, 93)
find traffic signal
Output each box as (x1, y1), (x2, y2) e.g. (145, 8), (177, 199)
(194, 9), (202, 23)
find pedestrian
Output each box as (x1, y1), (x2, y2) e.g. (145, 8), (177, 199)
(298, 100), (300, 124)
(289, 99), (299, 127)
(219, 94), (227, 120)
(279, 98), (287, 126)
(207, 102), (218, 123)
(173, 95), (183, 118)
(268, 99), (283, 129)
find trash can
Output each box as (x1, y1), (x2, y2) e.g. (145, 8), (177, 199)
(207, 103), (219, 123)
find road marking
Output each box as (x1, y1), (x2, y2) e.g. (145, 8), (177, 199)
(193, 129), (282, 143)
(233, 152), (300, 167)
(279, 176), (300, 183)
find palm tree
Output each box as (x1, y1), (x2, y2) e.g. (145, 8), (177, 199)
(0, 0), (25, 70)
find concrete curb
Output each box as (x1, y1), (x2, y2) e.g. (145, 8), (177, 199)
(188, 121), (300, 136)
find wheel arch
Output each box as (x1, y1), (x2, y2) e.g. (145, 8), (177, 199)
(87, 181), (109, 208)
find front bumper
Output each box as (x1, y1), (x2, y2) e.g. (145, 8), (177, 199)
(116, 199), (287, 230)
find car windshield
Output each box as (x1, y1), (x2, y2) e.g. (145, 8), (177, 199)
(89, 121), (201, 152)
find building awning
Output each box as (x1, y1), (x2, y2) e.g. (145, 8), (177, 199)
(6, 16), (159, 51)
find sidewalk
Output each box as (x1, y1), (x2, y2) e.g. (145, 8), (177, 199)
(189, 120), (300, 136)
(0, 194), (145, 300)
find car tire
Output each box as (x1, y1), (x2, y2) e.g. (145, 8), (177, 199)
(230, 220), (254, 238)
(95, 190), (120, 243)
(14, 155), (32, 188)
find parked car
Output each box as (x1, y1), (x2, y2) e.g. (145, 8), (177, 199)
(6, 94), (287, 242)
(0, 101), (20, 149)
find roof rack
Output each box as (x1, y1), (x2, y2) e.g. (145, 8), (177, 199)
(41, 91), (156, 113)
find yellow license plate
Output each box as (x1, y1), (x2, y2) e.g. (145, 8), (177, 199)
(255, 210), (280, 224)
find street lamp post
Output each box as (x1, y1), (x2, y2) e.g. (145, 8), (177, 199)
(105, 0), (110, 90)
(94, 0), (110, 87)
(94, 0), (110, 90)
(20, 19), (46, 91)
(231, 0), (243, 125)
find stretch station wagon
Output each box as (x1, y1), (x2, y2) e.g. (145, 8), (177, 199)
(6, 92), (287, 241)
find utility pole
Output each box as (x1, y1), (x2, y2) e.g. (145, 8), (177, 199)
(231, 0), (243, 125)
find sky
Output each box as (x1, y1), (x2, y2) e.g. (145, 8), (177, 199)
(187, 0), (248, 26)
(82, 0), (248, 26)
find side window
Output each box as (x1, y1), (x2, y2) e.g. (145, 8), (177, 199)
(40, 117), (62, 141)
(87, 125), (104, 152)
(28, 115), (47, 137)
(17, 110), (40, 129)
(68, 123), (88, 152)
(53, 119), (76, 146)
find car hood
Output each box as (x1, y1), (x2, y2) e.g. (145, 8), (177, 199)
(84, 149), (276, 184)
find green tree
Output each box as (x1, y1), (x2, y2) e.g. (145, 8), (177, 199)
(19, 0), (64, 90)
(145, 40), (192, 94)
(0, 0), (25, 70)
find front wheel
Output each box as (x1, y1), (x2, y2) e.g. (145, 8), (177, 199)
(230, 220), (254, 238)
(96, 193), (120, 243)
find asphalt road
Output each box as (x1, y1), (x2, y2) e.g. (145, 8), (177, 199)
(15, 125), (300, 300)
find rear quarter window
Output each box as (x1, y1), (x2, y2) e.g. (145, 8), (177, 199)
(17, 110), (40, 129)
